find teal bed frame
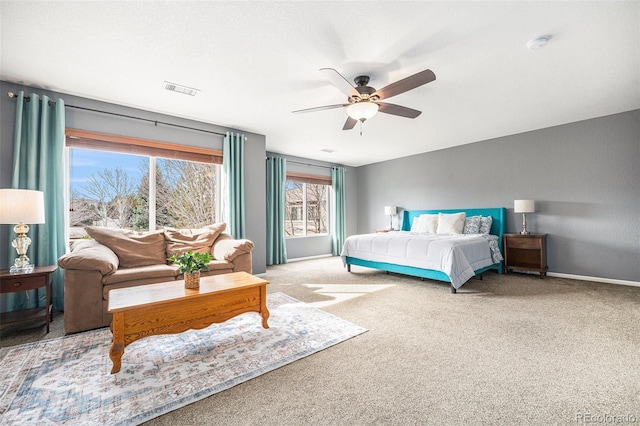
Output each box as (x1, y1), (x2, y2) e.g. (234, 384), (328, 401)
(345, 207), (507, 293)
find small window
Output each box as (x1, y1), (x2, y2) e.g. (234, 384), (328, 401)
(285, 173), (330, 237)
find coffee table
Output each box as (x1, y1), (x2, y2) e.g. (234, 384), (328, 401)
(107, 271), (269, 374)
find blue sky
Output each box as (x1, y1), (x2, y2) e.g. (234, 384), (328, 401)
(69, 148), (147, 194)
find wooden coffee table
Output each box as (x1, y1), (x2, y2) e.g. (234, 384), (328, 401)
(107, 271), (269, 374)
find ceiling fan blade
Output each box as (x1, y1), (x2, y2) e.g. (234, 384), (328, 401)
(343, 116), (358, 130)
(373, 69), (436, 100)
(377, 102), (422, 119)
(320, 68), (357, 96)
(292, 104), (346, 114)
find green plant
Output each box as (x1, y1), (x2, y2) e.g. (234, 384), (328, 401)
(168, 251), (213, 274)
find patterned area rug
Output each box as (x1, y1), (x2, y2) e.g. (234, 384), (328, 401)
(0, 293), (367, 425)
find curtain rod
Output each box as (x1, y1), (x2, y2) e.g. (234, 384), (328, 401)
(286, 160), (334, 170)
(6, 91), (227, 137)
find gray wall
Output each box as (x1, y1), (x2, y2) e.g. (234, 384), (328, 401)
(4, 80), (636, 281)
(266, 152), (357, 260)
(0, 81), (267, 274)
(355, 110), (640, 283)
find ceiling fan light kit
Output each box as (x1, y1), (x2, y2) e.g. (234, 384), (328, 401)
(292, 68), (436, 131)
(346, 101), (379, 121)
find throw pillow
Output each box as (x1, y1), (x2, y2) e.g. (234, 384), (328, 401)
(164, 223), (226, 258)
(410, 216), (422, 232)
(413, 214), (438, 233)
(479, 216), (493, 234)
(436, 212), (466, 234)
(463, 215), (482, 234)
(85, 226), (166, 268)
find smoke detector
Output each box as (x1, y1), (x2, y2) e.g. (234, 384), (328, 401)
(162, 81), (200, 96)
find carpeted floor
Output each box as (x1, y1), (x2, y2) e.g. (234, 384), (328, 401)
(2, 256), (639, 425)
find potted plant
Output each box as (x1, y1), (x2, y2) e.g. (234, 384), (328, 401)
(168, 251), (213, 289)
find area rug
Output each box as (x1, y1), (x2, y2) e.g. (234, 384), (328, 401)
(0, 292), (367, 425)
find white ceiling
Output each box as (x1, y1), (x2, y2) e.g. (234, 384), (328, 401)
(1, 1), (639, 167)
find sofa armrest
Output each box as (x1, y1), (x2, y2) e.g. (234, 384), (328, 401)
(58, 239), (119, 275)
(212, 235), (254, 262)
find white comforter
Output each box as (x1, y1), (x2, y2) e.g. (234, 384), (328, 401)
(340, 231), (500, 289)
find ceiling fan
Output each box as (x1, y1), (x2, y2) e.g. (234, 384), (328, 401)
(292, 67), (436, 131)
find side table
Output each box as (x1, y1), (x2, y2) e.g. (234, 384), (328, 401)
(0, 265), (57, 333)
(503, 233), (548, 278)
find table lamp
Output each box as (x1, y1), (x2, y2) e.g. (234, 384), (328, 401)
(0, 189), (45, 273)
(384, 205), (396, 230)
(514, 199), (535, 235)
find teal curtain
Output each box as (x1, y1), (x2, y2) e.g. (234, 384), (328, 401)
(265, 156), (287, 265)
(222, 132), (246, 239)
(331, 166), (346, 256)
(6, 91), (66, 311)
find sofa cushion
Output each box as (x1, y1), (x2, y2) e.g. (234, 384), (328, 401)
(86, 226), (167, 268)
(102, 264), (178, 286)
(58, 239), (119, 275)
(183, 260), (234, 277)
(163, 223), (226, 258)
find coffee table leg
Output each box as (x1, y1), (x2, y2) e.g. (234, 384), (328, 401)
(260, 285), (270, 329)
(110, 313), (125, 374)
(261, 307), (270, 329)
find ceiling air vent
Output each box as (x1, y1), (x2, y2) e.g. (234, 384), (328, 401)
(162, 81), (200, 96)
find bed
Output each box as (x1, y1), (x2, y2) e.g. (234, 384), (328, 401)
(341, 207), (506, 293)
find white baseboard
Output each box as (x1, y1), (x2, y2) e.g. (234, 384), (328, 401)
(547, 272), (640, 288)
(286, 254), (334, 263)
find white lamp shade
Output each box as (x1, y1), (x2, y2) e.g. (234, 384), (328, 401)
(346, 102), (379, 121)
(514, 199), (535, 213)
(384, 205), (397, 216)
(0, 189), (45, 224)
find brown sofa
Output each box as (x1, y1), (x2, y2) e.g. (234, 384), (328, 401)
(58, 223), (254, 334)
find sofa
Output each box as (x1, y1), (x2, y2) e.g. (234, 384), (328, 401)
(58, 223), (254, 334)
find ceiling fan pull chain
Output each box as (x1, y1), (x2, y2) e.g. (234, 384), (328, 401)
(359, 121), (363, 136)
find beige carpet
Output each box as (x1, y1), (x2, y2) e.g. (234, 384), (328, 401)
(2, 257), (639, 425)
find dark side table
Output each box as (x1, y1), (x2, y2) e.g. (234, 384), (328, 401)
(503, 233), (548, 278)
(0, 265), (57, 333)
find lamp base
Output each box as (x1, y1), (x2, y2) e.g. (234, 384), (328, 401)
(10, 255), (34, 274)
(520, 213), (530, 235)
(10, 264), (35, 274)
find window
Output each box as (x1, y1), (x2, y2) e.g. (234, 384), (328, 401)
(66, 130), (221, 238)
(285, 172), (331, 237)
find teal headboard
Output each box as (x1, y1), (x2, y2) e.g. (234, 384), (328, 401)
(401, 207), (507, 251)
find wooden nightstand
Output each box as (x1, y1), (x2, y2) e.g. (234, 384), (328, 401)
(0, 265), (57, 333)
(503, 234), (548, 278)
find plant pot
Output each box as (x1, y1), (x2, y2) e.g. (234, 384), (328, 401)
(184, 271), (200, 289)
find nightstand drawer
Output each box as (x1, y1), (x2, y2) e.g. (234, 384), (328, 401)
(506, 237), (540, 250)
(0, 275), (47, 293)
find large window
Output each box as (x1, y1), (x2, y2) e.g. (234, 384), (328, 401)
(67, 130), (221, 238)
(285, 172), (330, 237)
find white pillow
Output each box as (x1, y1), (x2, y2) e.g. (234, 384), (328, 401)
(419, 214), (438, 233)
(412, 214), (438, 233)
(436, 212), (466, 234)
(410, 216), (422, 232)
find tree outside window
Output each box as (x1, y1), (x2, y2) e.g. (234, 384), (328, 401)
(284, 181), (329, 237)
(68, 148), (219, 238)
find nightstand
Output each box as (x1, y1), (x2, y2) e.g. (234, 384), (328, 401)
(503, 234), (548, 278)
(0, 265), (57, 333)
